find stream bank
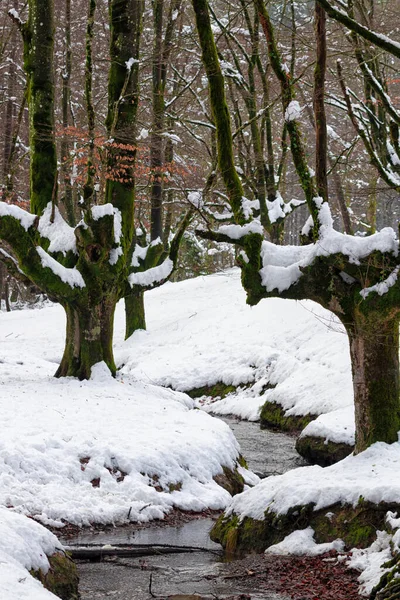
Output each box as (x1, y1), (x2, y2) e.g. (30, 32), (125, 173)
(60, 417), (352, 599)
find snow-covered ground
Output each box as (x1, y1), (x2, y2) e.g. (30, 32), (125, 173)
(0, 268), (397, 597)
(118, 268), (355, 444)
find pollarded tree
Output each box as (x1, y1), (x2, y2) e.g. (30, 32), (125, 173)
(0, 0), (189, 380)
(192, 0), (400, 454)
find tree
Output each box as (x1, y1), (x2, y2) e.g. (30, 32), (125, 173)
(0, 0), (189, 379)
(192, 0), (400, 454)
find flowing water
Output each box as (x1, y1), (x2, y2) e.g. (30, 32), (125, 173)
(62, 417), (307, 599)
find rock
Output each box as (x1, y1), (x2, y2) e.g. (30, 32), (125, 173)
(32, 551), (79, 600)
(295, 435), (353, 466)
(260, 400), (317, 433)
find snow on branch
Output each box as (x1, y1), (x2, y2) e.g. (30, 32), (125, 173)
(0, 202), (37, 231)
(36, 247), (86, 289)
(216, 220), (264, 240)
(360, 266), (400, 299)
(128, 257), (174, 288)
(38, 203), (77, 255)
(317, 0), (400, 59)
(260, 203), (398, 293)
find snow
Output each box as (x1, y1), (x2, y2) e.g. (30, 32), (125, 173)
(188, 190), (203, 209)
(216, 220), (264, 240)
(0, 202), (36, 231)
(128, 257), (174, 287)
(360, 265), (400, 299)
(265, 527), (345, 556)
(2, 267), (399, 597)
(347, 531), (393, 596)
(0, 508), (62, 600)
(36, 247), (85, 289)
(0, 299), (247, 531)
(260, 220), (398, 294)
(225, 442), (400, 520)
(284, 100), (302, 122)
(300, 405), (355, 446)
(125, 57), (139, 71)
(38, 204), (77, 255)
(119, 269), (353, 431)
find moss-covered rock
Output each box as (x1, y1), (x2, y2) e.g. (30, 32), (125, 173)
(32, 551), (79, 600)
(213, 465), (245, 496)
(186, 382), (239, 400)
(295, 435), (354, 466)
(211, 499), (400, 556)
(260, 400), (317, 433)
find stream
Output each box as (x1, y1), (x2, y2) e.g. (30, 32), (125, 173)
(61, 417), (307, 599)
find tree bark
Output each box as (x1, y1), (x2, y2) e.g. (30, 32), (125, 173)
(346, 313), (400, 453)
(56, 297), (117, 379)
(23, 0), (58, 215)
(125, 290), (146, 338)
(60, 0), (75, 225)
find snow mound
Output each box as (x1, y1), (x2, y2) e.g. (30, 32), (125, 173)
(226, 442), (400, 520)
(265, 527), (344, 556)
(0, 508), (62, 599)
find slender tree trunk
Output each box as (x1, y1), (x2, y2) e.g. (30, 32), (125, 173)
(345, 313), (400, 453)
(125, 290), (146, 338)
(150, 0), (164, 241)
(2, 0), (17, 190)
(56, 298), (117, 379)
(60, 0), (75, 225)
(83, 0), (97, 206)
(314, 2), (328, 201)
(23, 0), (58, 215)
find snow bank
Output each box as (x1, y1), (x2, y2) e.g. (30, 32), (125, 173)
(0, 304), (245, 528)
(0, 508), (61, 599)
(225, 442), (400, 521)
(118, 269), (353, 432)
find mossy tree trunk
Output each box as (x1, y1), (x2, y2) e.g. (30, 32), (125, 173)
(124, 0), (182, 337)
(345, 312), (400, 453)
(125, 290), (146, 338)
(60, 0), (75, 225)
(23, 0), (58, 215)
(56, 296), (117, 379)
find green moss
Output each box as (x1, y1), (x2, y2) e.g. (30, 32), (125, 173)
(260, 400), (316, 433)
(168, 481), (182, 492)
(212, 499), (400, 556)
(295, 435), (353, 466)
(125, 290), (146, 339)
(186, 382), (238, 399)
(370, 554), (400, 599)
(32, 552), (79, 600)
(237, 454), (248, 469)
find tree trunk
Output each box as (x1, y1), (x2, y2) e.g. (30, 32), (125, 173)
(56, 298), (117, 380)
(124, 290), (146, 339)
(23, 0), (58, 215)
(60, 0), (75, 225)
(346, 314), (400, 453)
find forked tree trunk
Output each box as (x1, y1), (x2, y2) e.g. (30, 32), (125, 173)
(345, 313), (400, 453)
(56, 297), (117, 380)
(124, 290), (146, 339)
